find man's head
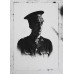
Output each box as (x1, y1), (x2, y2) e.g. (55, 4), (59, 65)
(24, 11), (44, 29)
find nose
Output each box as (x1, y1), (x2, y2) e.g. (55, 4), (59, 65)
(41, 18), (44, 22)
(38, 14), (44, 22)
(38, 17), (44, 23)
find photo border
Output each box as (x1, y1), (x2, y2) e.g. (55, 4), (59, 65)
(10, 0), (63, 74)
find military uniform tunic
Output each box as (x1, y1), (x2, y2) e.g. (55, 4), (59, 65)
(17, 36), (53, 56)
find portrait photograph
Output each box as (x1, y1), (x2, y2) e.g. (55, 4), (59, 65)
(10, 0), (63, 74)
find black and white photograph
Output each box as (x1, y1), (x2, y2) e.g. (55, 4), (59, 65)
(10, 0), (63, 74)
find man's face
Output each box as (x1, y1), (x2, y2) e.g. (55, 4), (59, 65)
(32, 14), (44, 31)
(37, 14), (44, 25)
(29, 14), (44, 31)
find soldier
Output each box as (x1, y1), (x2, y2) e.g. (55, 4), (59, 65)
(17, 11), (53, 57)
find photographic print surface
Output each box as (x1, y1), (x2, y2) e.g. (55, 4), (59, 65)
(10, 0), (63, 74)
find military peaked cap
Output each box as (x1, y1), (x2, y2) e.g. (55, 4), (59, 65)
(24, 11), (44, 20)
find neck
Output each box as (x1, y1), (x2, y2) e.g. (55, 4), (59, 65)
(30, 29), (41, 39)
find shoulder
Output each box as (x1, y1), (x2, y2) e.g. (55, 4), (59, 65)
(40, 36), (52, 43)
(18, 37), (27, 44)
(17, 37), (29, 49)
(40, 36), (53, 47)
